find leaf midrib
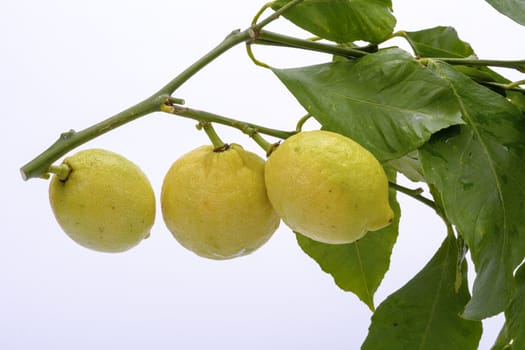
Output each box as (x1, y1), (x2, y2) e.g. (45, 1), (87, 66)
(331, 90), (441, 121)
(417, 236), (451, 350)
(432, 61), (509, 318)
(442, 66), (508, 264)
(354, 242), (374, 309)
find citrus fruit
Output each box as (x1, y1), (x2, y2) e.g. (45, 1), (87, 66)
(265, 130), (393, 244)
(49, 149), (156, 253)
(161, 144), (280, 260)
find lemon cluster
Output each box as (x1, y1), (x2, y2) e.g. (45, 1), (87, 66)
(48, 130), (393, 257)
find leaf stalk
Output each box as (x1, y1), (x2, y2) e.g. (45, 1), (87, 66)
(388, 181), (437, 211)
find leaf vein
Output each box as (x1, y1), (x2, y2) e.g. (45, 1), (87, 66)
(354, 242), (373, 308)
(330, 90), (438, 120)
(435, 62), (508, 265)
(417, 238), (451, 350)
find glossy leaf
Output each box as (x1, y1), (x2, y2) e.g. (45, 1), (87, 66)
(485, 0), (525, 26)
(362, 235), (482, 350)
(401, 26), (474, 58)
(273, 48), (464, 162)
(295, 186), (400, 310)
(419, 62), (525, 319)
(272, 0), (396, 44)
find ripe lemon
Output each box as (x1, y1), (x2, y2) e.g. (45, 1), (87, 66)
(161, 144), (280, 260)
(265, 130), (393, 244)
(49, 149), (156, 253)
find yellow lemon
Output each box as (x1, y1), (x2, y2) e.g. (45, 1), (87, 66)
(265, 130), (393, 244)
(161, 144), (280, 260)
(49, 149), (156, 252)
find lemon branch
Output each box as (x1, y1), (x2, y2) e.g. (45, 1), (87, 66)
(161, 101), (296, 141)
(394, 31), (525, 73)
(20, 95), (164, 180)
(18, 0), (525, 181)
(252, 31), (525, 72)
(252, 30), (373, 59)
(19, 0), (304, 181)
(24, 0), (521, 181)
(158, 0), (306, 95)
(418, 57), (525, 72)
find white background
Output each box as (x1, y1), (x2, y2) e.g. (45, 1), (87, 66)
(2, 1), (523, 349)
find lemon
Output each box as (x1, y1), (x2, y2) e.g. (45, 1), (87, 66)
(49, 149), (156, 253)
(161, 144), (280, 260)
(265, 130), (393, 244)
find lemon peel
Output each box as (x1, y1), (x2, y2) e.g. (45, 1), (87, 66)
(265, 130), (393, 244)
(49, 149), (156, 252)
(161, 144), (279, 259)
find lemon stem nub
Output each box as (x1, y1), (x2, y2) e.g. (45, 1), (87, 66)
(200, 122), (228, 152)
(48, 164), (72, 181)
(249, 131), (274, 157)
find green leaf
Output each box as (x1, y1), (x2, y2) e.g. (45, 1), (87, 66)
(400, 25), (525, 110)
(398, 26), (496, 90)
(485, 0), (525, 26)
(492, 263), (525, 350)
(385, 151), (425, 182)
(419, 62), (525, 319)
(508, 91), (525, 113)
(273, 48), (464, 162)
(362, 235), (482, 350)
(401, 26), (475, 58)
(454, 68), (525, 114)
(295, 181), (400, 310)
(272, 0), (396, 44)
(505, 263), (525, 349)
